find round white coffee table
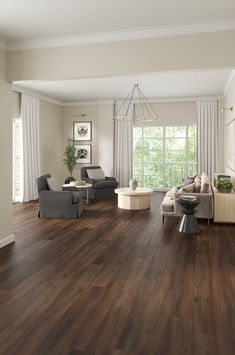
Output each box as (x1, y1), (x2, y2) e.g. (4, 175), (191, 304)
(115, 187), (153, 210)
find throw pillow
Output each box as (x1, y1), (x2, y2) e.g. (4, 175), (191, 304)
(194, 175), (201, 193)
(200, 172), (210, 193)
(182, 177), (194, 186)
(178, 182), (195, 193)
(87, 168), (105, 180)
(47, 176), (62, 191)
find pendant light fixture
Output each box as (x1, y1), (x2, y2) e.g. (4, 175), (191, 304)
(114, 83), (160, 122)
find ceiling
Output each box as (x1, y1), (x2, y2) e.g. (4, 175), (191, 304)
(0, 0), (235, 45)
(14, 69), (233, 103)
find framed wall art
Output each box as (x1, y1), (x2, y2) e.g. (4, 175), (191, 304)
(75, 144), (92, 164)
(226, 118), (235, 172)
(73, 121), (92, 141)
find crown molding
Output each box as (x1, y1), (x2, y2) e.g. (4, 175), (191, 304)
(62, 101), (98, 106)
(96, 100), (114, 105)
(115, 95), (222, 104)
(13, 85), (63, 105)
(223, 70), (235, 97)
(6, 20), (235, 51)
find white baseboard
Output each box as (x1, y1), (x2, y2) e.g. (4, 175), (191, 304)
(0, 234), (15, 248)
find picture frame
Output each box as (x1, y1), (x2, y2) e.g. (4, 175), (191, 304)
(75, 144), (92, 164)
(226, 118), (235, 172)
(73, 121), (92, 141)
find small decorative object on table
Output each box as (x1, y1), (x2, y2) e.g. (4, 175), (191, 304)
(217, 177), (232, 193)
(129, 179), (138, 191)
(75, 180), (86, 186)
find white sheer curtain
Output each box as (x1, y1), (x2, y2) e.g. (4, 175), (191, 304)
(196, 100), (218, 180)
(114, 103), (133, 187)
(21, 94), (40, 202)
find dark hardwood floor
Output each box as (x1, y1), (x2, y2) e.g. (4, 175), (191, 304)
(0, 193), (235, 354)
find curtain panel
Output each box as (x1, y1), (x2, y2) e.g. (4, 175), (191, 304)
(21, 94), (40, 202)
(114, 103), (133, 187)
(196, 100), (218, 180)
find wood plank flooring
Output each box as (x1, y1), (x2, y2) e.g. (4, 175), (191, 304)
(0, 193), (235, 354)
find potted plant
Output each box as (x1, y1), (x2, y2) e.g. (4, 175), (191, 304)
(63, 138), (77, 184)
(217, 177), (233, 193)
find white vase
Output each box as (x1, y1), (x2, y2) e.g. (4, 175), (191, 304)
(129, 179), (138, 191)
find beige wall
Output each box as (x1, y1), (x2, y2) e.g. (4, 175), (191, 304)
(224, 74), (235, 179)
(0, 50), (13, 244)
(98, 103), (114, 176)
(7, 30), (235, 82)
(39, 100), (64, 183)
(12, 91), (21, 118)
(135, 101), (196, 126)
(62, 104), (99, 179)
(217, 99), (225, 172)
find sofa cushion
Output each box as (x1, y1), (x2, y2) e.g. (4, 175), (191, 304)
(165, 187), (178, 198)
(93, 180), (119, 189)
(200, 172), (210, 193)
(87, 168), (105, 180)
(161, 197), (174, 212)
(47, 176), (62, 191)
(178, 182), (195, 193)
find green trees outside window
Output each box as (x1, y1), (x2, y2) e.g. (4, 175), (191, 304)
(133, 125), (197, 189)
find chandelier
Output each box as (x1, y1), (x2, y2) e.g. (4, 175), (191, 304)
(114, 83), (160, 122)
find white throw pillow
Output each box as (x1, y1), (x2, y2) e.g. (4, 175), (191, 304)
(47, 176), (62, 191)
(87, 168), (105, 180)
(178, 182), (195, 193)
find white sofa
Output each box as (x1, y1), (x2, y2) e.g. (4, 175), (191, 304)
(160, 172), (214, 224)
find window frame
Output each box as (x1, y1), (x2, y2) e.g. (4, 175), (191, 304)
(133, 125), (197, 190)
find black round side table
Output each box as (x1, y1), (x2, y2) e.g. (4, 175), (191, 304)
(177, 197), (200, 235)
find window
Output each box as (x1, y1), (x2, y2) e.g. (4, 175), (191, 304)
(133, 125), (197, 189)
(12, 118), (23, 202)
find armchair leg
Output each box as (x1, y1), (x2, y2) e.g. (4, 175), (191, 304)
(162, 216), (165, 225)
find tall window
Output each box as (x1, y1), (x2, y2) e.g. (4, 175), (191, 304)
(133, 125), (197, 189)
(12, 118), (23, 202)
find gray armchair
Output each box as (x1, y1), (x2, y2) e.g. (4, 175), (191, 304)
(81, 166), (118, 200)
(36, 174), (84, 218)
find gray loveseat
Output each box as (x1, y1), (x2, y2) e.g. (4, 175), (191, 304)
(36, 174), (84, 218)
(160, 172), (213, 224)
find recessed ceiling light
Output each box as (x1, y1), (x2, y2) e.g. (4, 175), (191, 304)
(115, 80), (121, 84)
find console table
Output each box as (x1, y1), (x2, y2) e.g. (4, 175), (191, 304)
(213, 186), (235, 223)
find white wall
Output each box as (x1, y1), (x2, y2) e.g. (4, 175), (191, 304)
(224, 74), (235, 179)
(0, 50), (14, 247)
(62, 104), (99, 179)
(39, 100), (64, 183)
